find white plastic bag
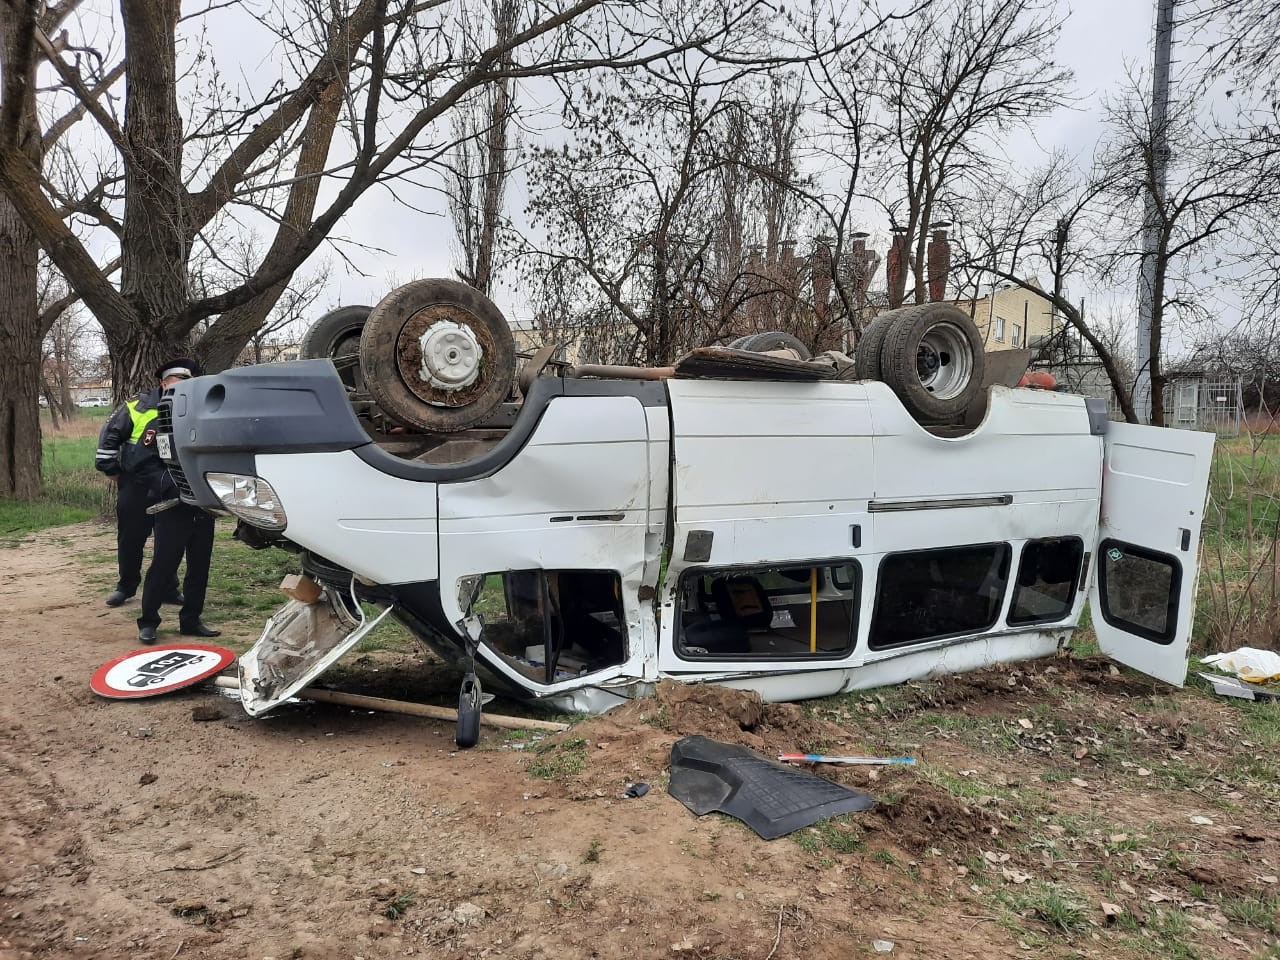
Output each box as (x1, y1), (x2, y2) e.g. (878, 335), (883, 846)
(1201, 647), (1280, 683)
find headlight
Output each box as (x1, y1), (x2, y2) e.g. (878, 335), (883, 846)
(205, 472), (287, 530)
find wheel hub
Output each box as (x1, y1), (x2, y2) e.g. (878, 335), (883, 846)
(915, 321), (973, 399)
(417, 320), (483, 391)
(917, 344), (941, 376)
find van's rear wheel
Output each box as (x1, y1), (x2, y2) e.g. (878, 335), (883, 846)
(299, 305), (372, 391)
(877, 303), (985, 422)
(360, 279), (517, 433)
(853, 311), (900, 380)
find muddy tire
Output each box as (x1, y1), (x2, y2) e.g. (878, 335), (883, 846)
(299, 305), (372, 391)
(359, 279), (516, 433)
(732, 331), (812, 360)
(853, 310), (902, 381)
(455, 674), (482, 749)
(877, 303), (985, 422)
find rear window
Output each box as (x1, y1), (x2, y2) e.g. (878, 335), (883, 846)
(870, 543), (1011, 649)
(1008, 537), (1084, 626)
(1098, 540), (1180, 644)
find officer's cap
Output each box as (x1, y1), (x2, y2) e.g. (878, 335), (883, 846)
(156, 357), (201, 380)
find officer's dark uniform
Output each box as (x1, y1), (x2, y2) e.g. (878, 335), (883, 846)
(134, 359), (219, 642)
(95, 388), (181, 605)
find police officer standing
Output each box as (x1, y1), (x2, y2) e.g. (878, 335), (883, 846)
(133, 359), (220, 643)
(95, 364), (185, 608)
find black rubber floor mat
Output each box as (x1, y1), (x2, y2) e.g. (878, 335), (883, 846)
(668, 735), (877, 840)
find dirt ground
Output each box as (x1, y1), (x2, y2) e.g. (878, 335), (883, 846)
(2, 526), (1278, 960)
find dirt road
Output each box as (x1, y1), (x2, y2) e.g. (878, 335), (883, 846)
(1, 526), (1277, 959)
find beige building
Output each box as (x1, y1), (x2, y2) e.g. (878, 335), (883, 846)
(959, 281), (1057, 355)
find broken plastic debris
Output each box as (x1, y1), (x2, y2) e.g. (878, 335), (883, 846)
(624, 783), (650, 799)
(1196, 672), (1280, 702)
(872, 940), (894, 953)
(1200, 648), (1280, 683)
(1188, 815), (1214, 826)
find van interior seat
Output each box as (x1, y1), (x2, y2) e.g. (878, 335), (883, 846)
(711, 576), (773, 630)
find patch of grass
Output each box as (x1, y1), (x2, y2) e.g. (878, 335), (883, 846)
(791, 815), (863, 856)
(195, 522), (302, 648)
(1142, 907), (1200, 959)
(383, 891), (415, 920)
(813, 683), (920, 722)
(1222, 894), (1280, 934)
(582, 838), (603, 864)
(1001, 884), (1089, 935)
(922, 767), (1017, 803)
(641, 704), (671, 729)
(526, 736), (588, 781)
(1104, 833), (1142, 854)
(872, 848), (896, 865)
(903, 710), (1021, 752)
(0, 427), (108, 540)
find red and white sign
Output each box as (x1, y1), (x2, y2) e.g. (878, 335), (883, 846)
(90, 644), (236, 699)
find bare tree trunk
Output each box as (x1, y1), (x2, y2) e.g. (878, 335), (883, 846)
(0, 10), (44, 498)
(473, 75), (510, 296)
(1149, 257), (1168, 426)
(116, 0), (188, 397)
(0, 199), (42, 497)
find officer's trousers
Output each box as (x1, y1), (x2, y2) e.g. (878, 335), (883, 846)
(137, 505), (215, 630)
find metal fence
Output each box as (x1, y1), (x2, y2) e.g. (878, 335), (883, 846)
(1163, 378), (1243, 437)
(1094, 377), (1244, 436)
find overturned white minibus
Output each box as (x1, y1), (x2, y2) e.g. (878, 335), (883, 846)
(158, 281), (1214, 747)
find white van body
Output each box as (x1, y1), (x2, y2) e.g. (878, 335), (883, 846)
(159, 361), (1214, 717)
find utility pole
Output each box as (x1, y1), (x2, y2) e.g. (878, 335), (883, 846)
(1135, 0), (1176, 424)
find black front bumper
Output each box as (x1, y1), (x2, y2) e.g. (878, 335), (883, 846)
(157, 359), (373, 509)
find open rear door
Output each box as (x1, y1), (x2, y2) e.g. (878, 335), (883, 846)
(1090, 423), (1215, 686)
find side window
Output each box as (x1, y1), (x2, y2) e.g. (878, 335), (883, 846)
(1098, 540), (1181, 644)
(1008, 537), (1084, 626)
(676, 561), (859, 660)
(870, 543), (1011, 650)
(463, 570), (627, 682)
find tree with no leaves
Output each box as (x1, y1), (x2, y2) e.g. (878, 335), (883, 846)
(0, 0), (774, 499)
(867, 0), (1071, 309)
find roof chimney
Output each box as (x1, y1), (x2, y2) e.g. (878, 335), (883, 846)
(886, 226), (908, 309)
(927, 222), (951, 303)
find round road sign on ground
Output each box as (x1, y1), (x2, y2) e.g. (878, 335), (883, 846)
(90, 644), (236, 699)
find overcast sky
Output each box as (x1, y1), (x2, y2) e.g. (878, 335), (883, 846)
(58, 0), (1166, 340)
(314, 1), (1164, 326)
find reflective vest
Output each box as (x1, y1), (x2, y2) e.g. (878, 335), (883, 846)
(126, 398), (159, 442)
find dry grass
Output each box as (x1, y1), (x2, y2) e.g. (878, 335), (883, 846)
(1199, 433), (1280, 652)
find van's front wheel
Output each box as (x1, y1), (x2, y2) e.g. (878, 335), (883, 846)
(360, 279), (516, 433)
(455, 672), (482, 749)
